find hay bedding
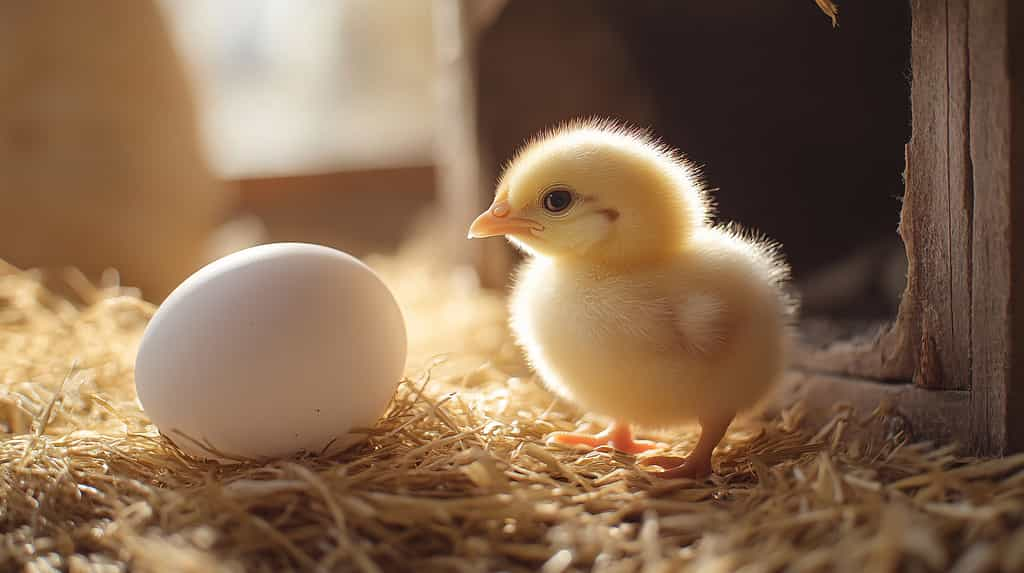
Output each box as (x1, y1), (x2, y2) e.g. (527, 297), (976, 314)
(2, 237), (1024, 573)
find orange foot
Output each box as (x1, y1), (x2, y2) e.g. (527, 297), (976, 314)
(546, 421), (661, 455)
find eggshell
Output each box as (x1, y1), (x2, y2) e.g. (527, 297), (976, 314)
(134, 243), (406, 461)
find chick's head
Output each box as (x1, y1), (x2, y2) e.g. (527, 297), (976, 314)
(469, 121), (708, 266)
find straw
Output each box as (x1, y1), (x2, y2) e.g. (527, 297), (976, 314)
(2, 230), (1022, 572)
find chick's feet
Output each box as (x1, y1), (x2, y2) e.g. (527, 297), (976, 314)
(640, 455), (712, 479)
(639, 411), (735, 479)
(546, 421), (661, 455)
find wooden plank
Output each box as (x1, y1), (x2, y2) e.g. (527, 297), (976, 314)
(1009, 0), (1024, 455)
(770, 372), (970, 450)
(792, 321), (914, 381)
(968, 0), (1024, 454)
(946, 0), (974, 391)
(903, 0), (969, 390)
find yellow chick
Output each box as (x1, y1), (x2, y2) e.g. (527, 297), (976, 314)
(468, 120), (796, 478)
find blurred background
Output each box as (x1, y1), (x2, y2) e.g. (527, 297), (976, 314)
(0, 0), (909, 324)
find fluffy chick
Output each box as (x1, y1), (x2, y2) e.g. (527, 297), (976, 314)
(468, 120), (796, 478)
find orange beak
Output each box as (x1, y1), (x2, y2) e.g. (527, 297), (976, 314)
(467, 200), (544, 239)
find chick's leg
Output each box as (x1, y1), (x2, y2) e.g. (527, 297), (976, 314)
(641, 411), (734, 479)
(547, 421), (660, 454)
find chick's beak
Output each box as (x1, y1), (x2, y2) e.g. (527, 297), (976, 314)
(467, 200), (543, 239)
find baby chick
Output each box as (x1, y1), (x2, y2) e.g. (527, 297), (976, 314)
(468, 120), (795, 478)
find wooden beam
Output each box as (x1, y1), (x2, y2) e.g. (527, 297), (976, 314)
(1010, 0), (1024, 455)
(792, 322), (914, 382)
(947, 0), (974, 391)
(902, 0), (972, 391)
(968, 0), (1024, 454)
(772, 372), (969, 449)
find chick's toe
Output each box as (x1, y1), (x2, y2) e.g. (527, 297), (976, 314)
(546, 421), (663, 455)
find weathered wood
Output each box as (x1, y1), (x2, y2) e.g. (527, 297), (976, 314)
(797, 0), (973, 391)
(792, 322), (914, 381)
(771, 371), (970, 449)
(1009, 0), (1024, 455)
(788, 0), (1024, 454)
(901, 0), (972, 390)
(946, 0), (974, 391)
(967, 0), (1024, 454)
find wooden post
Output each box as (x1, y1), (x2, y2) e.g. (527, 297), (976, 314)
(903, 0), (973, 391)
(966, 0), (1024, 453)
(432, 0), (512, 287)
(777, 0), (1023, 455)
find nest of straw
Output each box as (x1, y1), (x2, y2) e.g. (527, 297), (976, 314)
(2, 232), (1023, 573)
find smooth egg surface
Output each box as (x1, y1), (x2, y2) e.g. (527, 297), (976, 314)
(135, 243), (406, 461)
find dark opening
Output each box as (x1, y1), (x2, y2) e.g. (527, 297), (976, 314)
(477, 0), (912, 328)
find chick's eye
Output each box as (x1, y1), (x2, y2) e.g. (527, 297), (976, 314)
(542, 188), (573, 213)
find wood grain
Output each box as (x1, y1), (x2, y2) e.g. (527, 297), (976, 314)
(903, 0), (972, 390)
(946, 0), (974, 392)
(787, 0), (1024, 454)
(1009, 0), (1024, 454)
(968, 0), (1023, 454)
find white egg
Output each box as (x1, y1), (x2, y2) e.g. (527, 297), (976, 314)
(134, 243), (406, 461)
